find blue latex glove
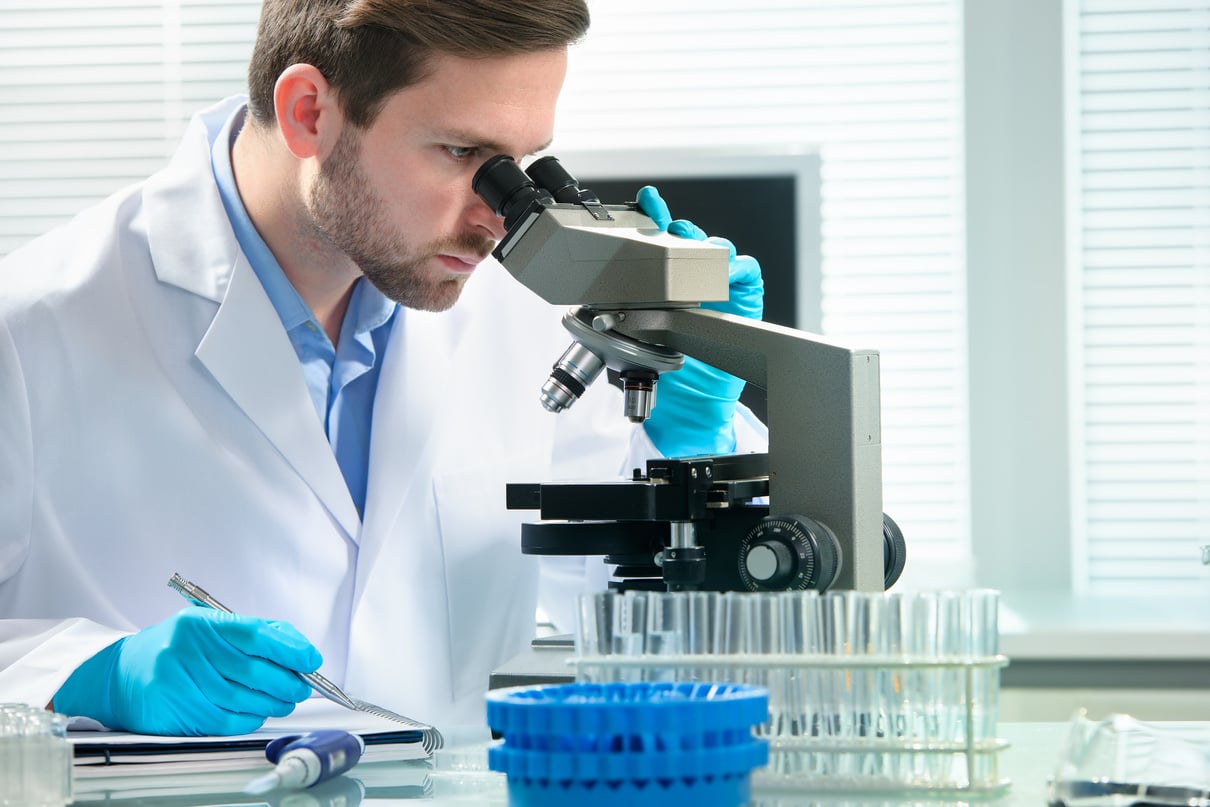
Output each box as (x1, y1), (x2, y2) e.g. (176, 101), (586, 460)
(636, 185), (764, 457)
(54, 607), (321, 736)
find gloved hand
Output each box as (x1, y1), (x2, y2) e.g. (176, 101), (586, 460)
(54, 607), (321, 736)
(636, 185), (764, 457)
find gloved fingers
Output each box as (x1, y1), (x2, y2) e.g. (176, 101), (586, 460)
(706, 236), (738, 260)
(702, 254), (764, 320)
(168, 609), (318, 703)
(193, 610), (323, 675)
(728, 253), (764, 289)
(176, 645), (306, 717)
(166, 672), (283, 736)
(635, 185), (672, 231)
(202, 645), (315, 704)
(636, 186), (714, 244)
(668, 218), (708, 241)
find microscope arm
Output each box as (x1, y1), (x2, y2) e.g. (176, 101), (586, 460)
(604, 306), (885, 592)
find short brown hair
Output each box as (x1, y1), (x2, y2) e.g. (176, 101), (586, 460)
(247, 0), (590, 128)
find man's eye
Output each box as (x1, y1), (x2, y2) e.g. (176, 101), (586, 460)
(445, 145), (478, 160)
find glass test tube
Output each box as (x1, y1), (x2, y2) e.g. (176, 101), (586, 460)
(0, 703), (72, 807)
(645, 592), (688, 681)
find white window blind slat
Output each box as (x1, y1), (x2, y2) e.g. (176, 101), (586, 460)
(1082, 8), (1210, 31)
(1074, 1), (1210, 594)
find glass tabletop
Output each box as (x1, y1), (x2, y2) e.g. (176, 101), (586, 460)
(70, 723), (1071, 807)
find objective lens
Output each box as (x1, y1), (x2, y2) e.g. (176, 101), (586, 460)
(540, 342), (606, 413)
(620, 370), (658, 423)
(472, 154), (552, 231)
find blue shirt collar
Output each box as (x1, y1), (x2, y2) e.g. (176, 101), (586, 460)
(209, 103), (397, 342)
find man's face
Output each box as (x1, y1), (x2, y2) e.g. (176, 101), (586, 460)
(304, 49), (568, 311)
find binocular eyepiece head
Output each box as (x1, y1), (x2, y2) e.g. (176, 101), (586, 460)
(472, 154), (598, 231)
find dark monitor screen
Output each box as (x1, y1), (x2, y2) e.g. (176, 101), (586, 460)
(575, 176), (799, 331)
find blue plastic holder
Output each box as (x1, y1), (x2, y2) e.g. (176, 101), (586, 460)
(486, 681), (770, 807)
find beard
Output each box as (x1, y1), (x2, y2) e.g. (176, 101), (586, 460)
(305, 128), (493, 312)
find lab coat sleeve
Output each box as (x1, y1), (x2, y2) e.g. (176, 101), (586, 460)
(0, 620), (129, 708)
(0, 316), (131, 707)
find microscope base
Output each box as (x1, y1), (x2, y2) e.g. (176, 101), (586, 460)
(488, 635), (576, 690)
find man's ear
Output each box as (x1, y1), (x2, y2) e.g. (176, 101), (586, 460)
(273, 63), (342, 160)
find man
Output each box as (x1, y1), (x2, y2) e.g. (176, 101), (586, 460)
(0, 0), (764, 735)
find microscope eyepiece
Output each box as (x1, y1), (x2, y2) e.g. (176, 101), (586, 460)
(525, 155), (600, 205)
(472, 154), (553, 231)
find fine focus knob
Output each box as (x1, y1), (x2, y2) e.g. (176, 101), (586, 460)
(738, 514), (843, 592)
(744, 541), (796, 588)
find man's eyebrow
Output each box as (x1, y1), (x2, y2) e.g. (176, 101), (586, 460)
(527, 138), (554, 157)
(437, 128), (552, 158)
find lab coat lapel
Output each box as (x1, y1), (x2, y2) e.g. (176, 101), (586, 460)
(193, 257), (362, 541)
(142, 99), (361, 541)
(356, 305), (463, 583)
(342, 306), (464, 716)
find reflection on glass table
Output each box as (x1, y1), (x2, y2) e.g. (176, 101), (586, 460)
(68, 722), (1210, 807)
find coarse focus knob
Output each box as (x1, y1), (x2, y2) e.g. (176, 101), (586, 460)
(738, 514), (842, 592)
(882, 513), (907, 589)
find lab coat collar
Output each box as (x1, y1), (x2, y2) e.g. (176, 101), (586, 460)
(144, 97), (362, 541)
(144, 96), (247, 304)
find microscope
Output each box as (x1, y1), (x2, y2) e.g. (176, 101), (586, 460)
(473, 155), (906, 599)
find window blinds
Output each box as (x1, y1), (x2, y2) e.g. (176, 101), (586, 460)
(0, 0), (257, 256)
(557, 0), (969, 558)
(1072, 0), (1210, 592)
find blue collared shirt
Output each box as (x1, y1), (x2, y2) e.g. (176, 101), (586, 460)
(210, 105), (398, 518)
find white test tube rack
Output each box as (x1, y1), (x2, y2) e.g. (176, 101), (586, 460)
(571, 652), (1011, 796)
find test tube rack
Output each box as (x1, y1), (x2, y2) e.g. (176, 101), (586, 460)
(573, 653), (1009, 795)
(573, 589), (1010, 796)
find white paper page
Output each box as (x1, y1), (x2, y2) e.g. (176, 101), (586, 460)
(70, 697), (416, 747)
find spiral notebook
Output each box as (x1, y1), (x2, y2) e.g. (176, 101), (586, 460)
(70, 697), (429, 778)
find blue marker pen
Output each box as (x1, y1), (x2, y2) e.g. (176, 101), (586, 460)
(244, 729), (365, 794)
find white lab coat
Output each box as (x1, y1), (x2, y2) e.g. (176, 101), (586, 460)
(0, 98), (766, 728)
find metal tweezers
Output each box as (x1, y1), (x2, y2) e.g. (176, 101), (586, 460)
(168, 572), (443, 753)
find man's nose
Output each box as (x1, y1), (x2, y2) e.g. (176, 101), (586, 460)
(467, 194), (507, 242)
